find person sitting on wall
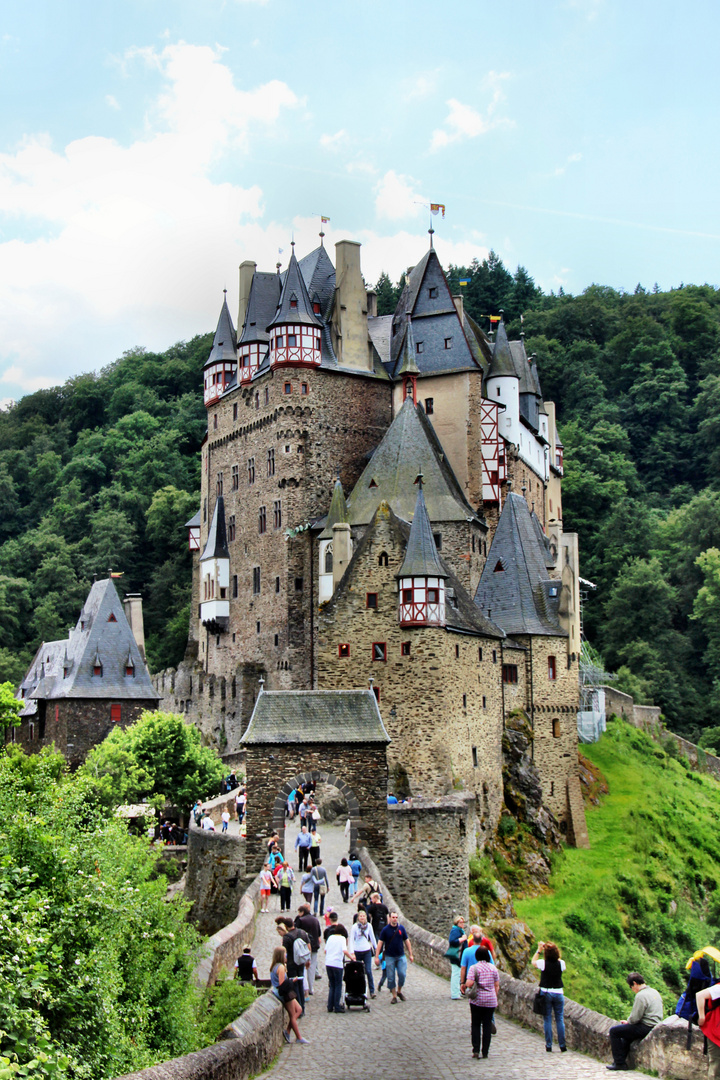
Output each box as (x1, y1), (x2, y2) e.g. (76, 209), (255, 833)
(235, 945), (259, 983)
(387, 792), (398, 805)
(200, 811), (215, 832)
(606, 973), (664, 1071)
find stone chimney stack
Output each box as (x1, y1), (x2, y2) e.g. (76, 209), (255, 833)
(237, 260), (256, 335)
(332, 522), (353, 590)
(452, 294), (464, 322)
(333, 241), (372, 371)
(366, 289), (378, 318)
(122, 594), (147, 663)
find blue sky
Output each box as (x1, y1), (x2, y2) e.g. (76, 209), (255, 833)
(1, 0), (719, 402)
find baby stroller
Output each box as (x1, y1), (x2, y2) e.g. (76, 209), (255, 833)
(343, 959), (370, 1011)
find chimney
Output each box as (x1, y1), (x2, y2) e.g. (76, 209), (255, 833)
(332, 522), (353, 589)
(237, 260), (256, 334)
(122, 594), (147, 663)
(333, 241), (372, 371)
(452, 294), (464, 322)
(366, 289), (378, 318)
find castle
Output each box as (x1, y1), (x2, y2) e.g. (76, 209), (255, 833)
(155, 231), (588, 846)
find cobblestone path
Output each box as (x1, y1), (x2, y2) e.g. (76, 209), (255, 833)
(250, 823), (641, 1079)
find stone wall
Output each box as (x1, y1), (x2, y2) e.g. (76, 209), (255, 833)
(185, 791), (246, 937)
(381, 795), (477, 935)
(243, 745), (388, 874)
(14, 697), (153, 768)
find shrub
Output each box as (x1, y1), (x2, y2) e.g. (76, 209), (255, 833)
(197, 976), (257, 1043)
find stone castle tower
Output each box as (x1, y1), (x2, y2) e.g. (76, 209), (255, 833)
(156, 233), (586, 845)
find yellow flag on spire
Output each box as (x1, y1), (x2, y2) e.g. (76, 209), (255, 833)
(430, 203), (445, 218)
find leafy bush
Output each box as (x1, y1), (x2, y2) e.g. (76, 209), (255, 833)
(498, 814), (517, 838)
(197, 975), (257, 1044)
(469, 854), (498, 909)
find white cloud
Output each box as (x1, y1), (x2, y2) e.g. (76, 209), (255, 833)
(319, 129), (348, 150)
(554, 151), (583, 176)
(105, 94), (120, 110)
(357, 230), (489, 287)
(374, 170), (426, 221)
(430, 74), (513, 151)
(0, 43), (300, 394)
(400, 70), (440, 102)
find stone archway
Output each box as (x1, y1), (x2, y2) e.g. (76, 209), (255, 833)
(273, 770), (361, 855)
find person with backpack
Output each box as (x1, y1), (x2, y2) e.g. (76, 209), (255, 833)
(531, 940), (567, 1053)
(295, 904), (322, 995)
(310, 859), (330, 916)
(365, 892), (389, 938)
(697, 982), (720, 1079)
(276, 917), (311, 1017)
(675, 954), (713, 1047)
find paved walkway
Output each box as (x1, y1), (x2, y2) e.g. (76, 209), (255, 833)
(249, 822), (641, 1079)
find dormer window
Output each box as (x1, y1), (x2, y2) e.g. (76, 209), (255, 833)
(107, 613), (117, 623)
(494, 560), (505, 573)
(93, 662), (103, 677)
(289, 294), (298, 310)
(416, 341), (424, 354)
(313, 301), (321, 314)
(428, 287), (438, 298)
(126, 658), (135, 677)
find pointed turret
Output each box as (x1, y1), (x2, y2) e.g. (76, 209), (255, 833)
(319, 477), (349, 540)
(199, 496), (230, 632)
(319, 478), (350, 603)
(268, 247), (323, 368)
(398, 315), (419, 404)
(397, 477), (447, 627)
(238, 270), (281, 382)
(203, 293), (238, 407)
(487, 317), (516, 379)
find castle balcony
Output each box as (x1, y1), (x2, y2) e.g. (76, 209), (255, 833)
(270, 324), (321, 368)
(199, 598), (229, 633)
(204, 361), (236, 407)
(398, 576), (445, 627)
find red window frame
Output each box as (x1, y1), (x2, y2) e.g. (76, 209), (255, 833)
(401, 641), (411, 656)
(372, 642), (386, 662)
(111, 703), (121, 723)
(502, 664), (518, 684)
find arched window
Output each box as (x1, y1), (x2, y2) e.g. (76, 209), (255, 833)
(324, 545), (333, 574)
(378, 551), (389, 567)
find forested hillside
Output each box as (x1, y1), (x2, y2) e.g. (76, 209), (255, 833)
(2, 252), (720, 736)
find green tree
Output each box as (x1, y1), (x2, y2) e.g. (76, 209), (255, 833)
(0, 681), (22, 739)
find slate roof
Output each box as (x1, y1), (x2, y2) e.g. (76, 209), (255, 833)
(297, 244), (336, 319)
(397, 316), (420, 377)
(185, 509), (201, 529)
(367, 315), (393, 365)
(201, 496), (229, 561)
(241, 689), (390, 744)
(474, 492), (566, 637)
(20, 579), (159, 708)
(487, 319), (517, 379)
(397, 485), (447, 579)
(268, 249), (322, 330)
(319, 478), (349, 540)
(205, 295), (237, 367)
(346, 398), (480, 525)
(239, 271), (281, 345)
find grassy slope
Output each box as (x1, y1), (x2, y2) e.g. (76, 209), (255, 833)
(515, 718), (720, 1019)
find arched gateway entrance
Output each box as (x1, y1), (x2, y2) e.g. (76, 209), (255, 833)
(240, 688), (391, 873)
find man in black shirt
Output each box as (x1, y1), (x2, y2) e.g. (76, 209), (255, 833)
(295, 904), (322, 993)
(365, 892), (389, 937)
(234, 946), (258, 983)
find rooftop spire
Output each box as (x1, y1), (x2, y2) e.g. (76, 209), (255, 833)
(397, 313), (420, 377)
(267, 248), (322, 330)
(397, 484), (447, 580)
(319, 476), (349, 539)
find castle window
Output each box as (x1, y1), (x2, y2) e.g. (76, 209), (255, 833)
(372, 642), (387, 662)
(295, 577), (304, 591)
(213, 413), (218, 429)
(402, 588), (412, 604)
(455, 644), (460, 659)
(93, 662), (103, 677)
(401, 641), (411, 656)
(255, 392), (259, 410)
(366, 593), (378, 609)
(290, 295), (298, 309)
(425, 398), (434, 415)
(427, 588), (439, 604)
(416, 341), (424, 354)
(264, 387), (269, 405)
(378, 551), (389, 567)
(482, 695), (487, 708)
(203, 498), (207, 522)
(273, 500), (282, 529)
(253, 567), (261, 594)
(228, 515), (236, 541)
(313, 301), (321, 314)
(29, 723), (35, 742)
(478, 647), (483, 661)
(288, 334), (297, 346)
(256, 621), (260, 634)
(324, 545), (333, 573)
(549, 586), (558, 597)
(232, 465), (239, 490)
(550, 781), (555, 796)
(276, 335), (284, 348)
(552, 718), (561, 738)
(217, 471), (223, 496)
(275, 576), (281, 593)
(433, 533), (442, 550)
(258, 506), (266, 533)
(444, 337), (453, 349)
(107, 613), (117, 622)
(284, 382), (292, 394)
(372, 686), (380, 703)
(274, 633), (279, 646)
(285, 445), (291, 453)
(111, 703), (121, 723)
(301, 382), (308, 395)
(369, 478), (378, 488)
(472, 745), (478, 767)
(494, 560), (505, 573)
(548, 655), (556, 681)
(126, 662), (135, 677)
(462, 693), (467, 708)
(233, 403), (238, 420)
(428, 286), (438, 298)
(492, 649), (497, 663)
(248, 457), (255, 484)
(267, 448), (275, 476)
(339, 643), (350, 658)
(232, 574), (238, 598)
(502, 664), (518, 684)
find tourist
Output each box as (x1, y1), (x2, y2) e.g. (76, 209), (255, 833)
(352, 873), (381, 910)
(308, 801), (320, 832)
(348, 909), (377, 998)
(277, 918), (311, 1017)
(348, 852), (362, 897)
(532, 940), (567, 1052)
(607, 973), (663, 1070)
(309, 830), (322, 866)
(200, 811), (215, 832)
(287, 787), (297, 819)
(277, 861), (295, 912)
(459, 925), (494, 987)
(234, 945), (258, 983)
(259, 862), (274, 913)
(298, 797), (310, 828)
(266, 831), (280, 854)
(335, 857), (354, 902)
(462, 946), (500, 1059)
(295, 903), (322, 995)
(300, 868), (314, 909)
(696, 983), (720, 1079)
(323, 912), (352, 1013)
(295, 825), (312, 871)
(365, 892), (389, 937)
(310, 858), (330, 916)
(192, 799), (203, 826)
(270, 945), (308, 1045)
(375, 911), (414, 1004)
(448, 916), (468, 999)
(236, 789), (246, 824)
(387, 792), (398, 805)
(221, 809), (230, 833)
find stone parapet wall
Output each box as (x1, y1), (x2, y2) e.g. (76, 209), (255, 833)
(186, 807), (246, 937)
